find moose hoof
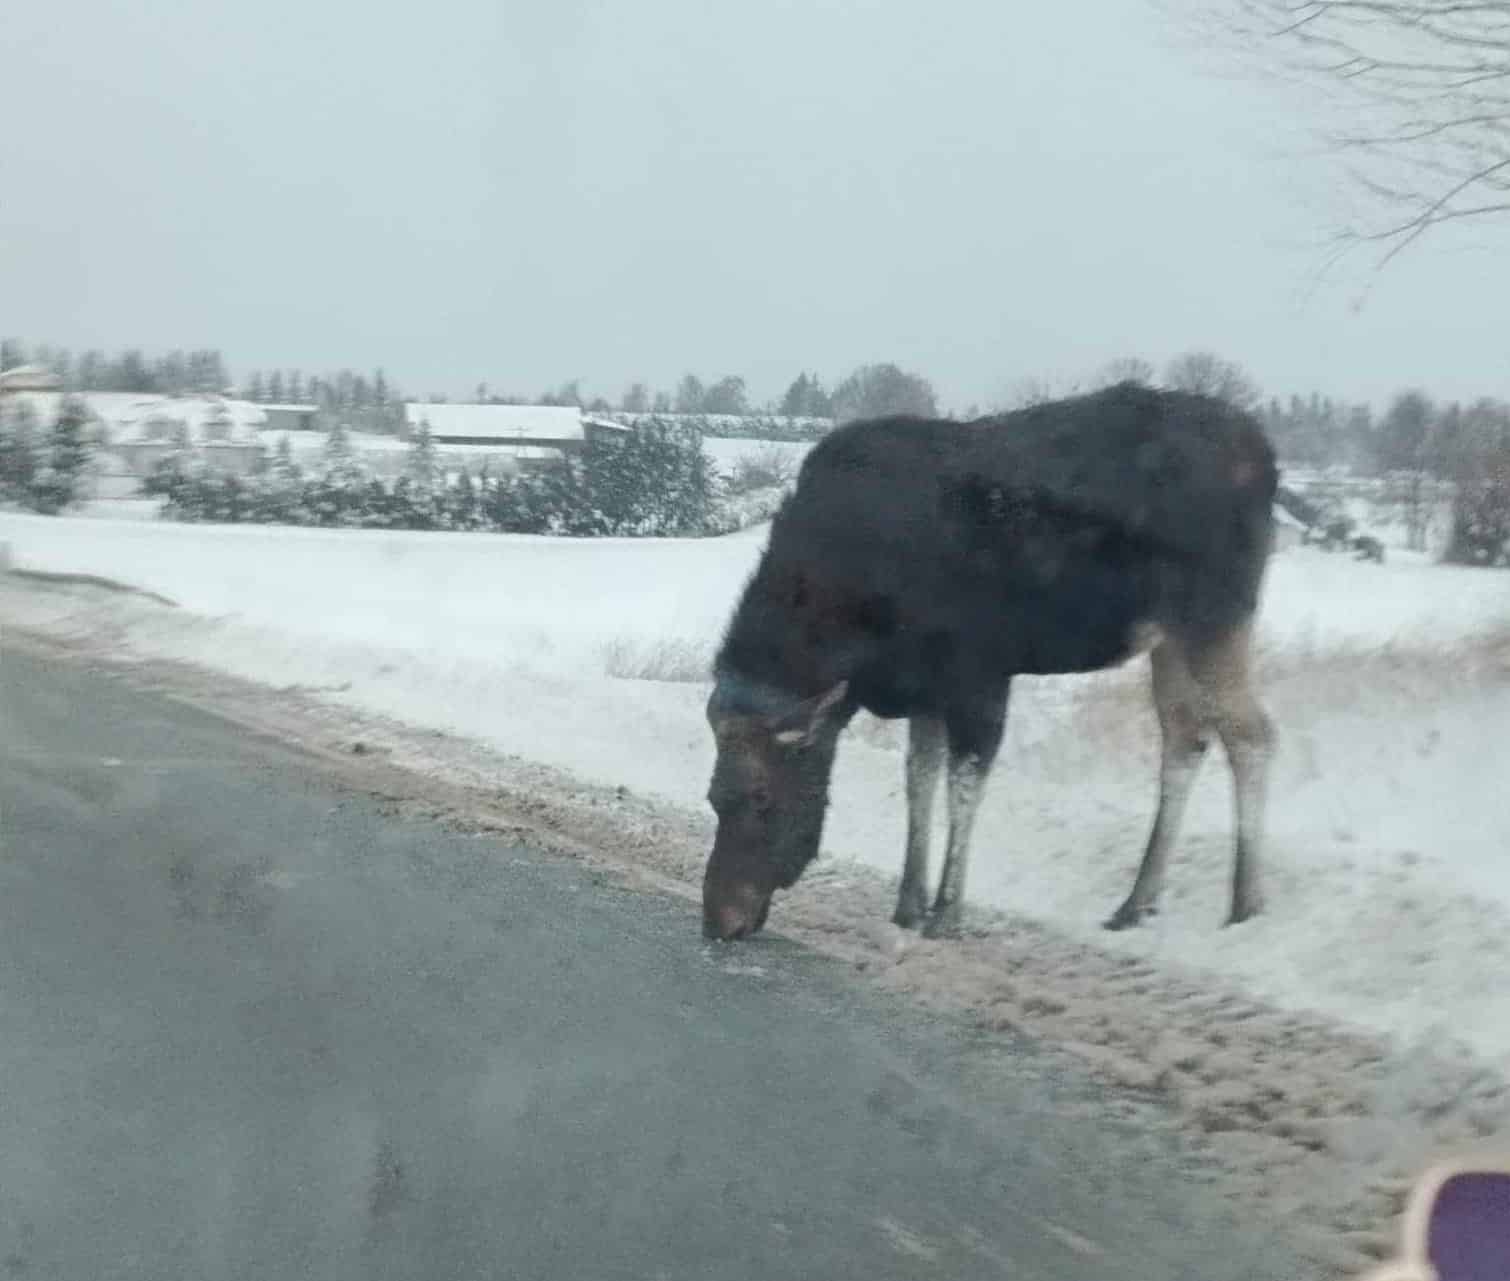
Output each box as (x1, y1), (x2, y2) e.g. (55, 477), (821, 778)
(1103, 901), (1157, 931)
(922, 907), (963, 940)
(891, 891), (929, 931)
(1224, 896), (1263, 928)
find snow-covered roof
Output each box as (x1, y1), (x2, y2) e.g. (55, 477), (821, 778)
(400, 405), (630, 443)
(403, 403), (592, 442)
(93, 394), (266, 446)
(0, 364), (63, 392)
(259, 402), (319, 414)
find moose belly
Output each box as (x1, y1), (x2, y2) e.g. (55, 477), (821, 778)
(1008, 581), (1153, 675)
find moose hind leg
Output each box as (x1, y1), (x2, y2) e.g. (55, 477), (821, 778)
(1106, 642), (1209, 930)
(924, 688), (1008, 939)
(1193, 624), (1276, 926)
(895, 715), (946, 929)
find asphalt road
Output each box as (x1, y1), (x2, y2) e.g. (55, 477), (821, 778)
(0, 645), (1294, 1281)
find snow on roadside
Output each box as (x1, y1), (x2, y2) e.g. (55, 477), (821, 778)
(2, 510), (1508, 1074)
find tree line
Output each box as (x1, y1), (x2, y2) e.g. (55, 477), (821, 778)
(5, 338), (943, 432)
(469, 362), (938, 428)
(5, 333), (1507, 562)
(141, 419), (723, 538)
(1, 340), (231, 397)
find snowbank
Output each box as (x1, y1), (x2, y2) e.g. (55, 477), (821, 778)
(2, 511), (1508, 1072)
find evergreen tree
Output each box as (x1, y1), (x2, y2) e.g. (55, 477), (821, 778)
(373, 368), (398, 433)
(32, 344), (64, 380)
(288, 371), (305, 404)
(0, 401), (40, 502)
(320, 419), (365, 489)
(1376, 390), (1435, 473)
(780, 372), (833, 417)
(451, 468), (478, 529)
(779, 372), (812, 417)
(158, 350), (188, 394)
(272, 433), (299, 483)
(247, 370), (266, 402)
(405, 417), (439, 497)
(267, 370), (286, 404)
(674, 374), (706, 414)
(113, 350), (156, 393)
(77, 350), (106, 391)
(253, 434), (303, 523)
(35, 395), (93, 512)
(0, 338), (25, 370)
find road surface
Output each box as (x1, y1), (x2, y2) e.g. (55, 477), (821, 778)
(0, 644), (1293, 1280)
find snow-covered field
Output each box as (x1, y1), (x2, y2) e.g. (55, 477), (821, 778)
(3, 509), (1507, 1073)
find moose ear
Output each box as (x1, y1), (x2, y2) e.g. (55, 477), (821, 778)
(771, 681), (849, 748)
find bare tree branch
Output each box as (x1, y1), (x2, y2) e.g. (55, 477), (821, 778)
(1175, 0), (1510, 262)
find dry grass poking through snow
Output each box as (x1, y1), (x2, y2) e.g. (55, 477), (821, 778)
(1057, 624), (1510, 757)
(600, 635), (714, 684)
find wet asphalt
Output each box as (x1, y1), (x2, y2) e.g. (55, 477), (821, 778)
(0, 644), (1296, 1281)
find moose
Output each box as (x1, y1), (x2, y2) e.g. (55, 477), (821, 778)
(702, 382), (1278, 941)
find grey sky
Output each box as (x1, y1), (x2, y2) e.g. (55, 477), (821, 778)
(4, 0), (1506, 411)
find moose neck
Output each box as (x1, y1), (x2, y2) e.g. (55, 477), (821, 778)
(714, 553), (871, 717)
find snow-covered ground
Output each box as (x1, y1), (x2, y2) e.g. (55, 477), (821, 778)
(3, 509), (1507, 1076)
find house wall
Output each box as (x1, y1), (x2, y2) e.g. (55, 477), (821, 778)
(114, 443), (264, 477)
(262, 406), (318, 432)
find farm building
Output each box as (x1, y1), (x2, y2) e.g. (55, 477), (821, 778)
(0, 367), (270, 497)
(401, 403), (631, 468)
(0, 364), (62, 395)
(259, 402), (319, 432)
(98, 395), (267, 478)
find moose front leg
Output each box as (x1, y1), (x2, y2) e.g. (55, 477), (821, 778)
(924, 686), (1008, 939)
(894, 715), (946, 929)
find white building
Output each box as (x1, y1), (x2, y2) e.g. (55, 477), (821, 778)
(1, 365), (270, 496)
(402, 403), (631, 468)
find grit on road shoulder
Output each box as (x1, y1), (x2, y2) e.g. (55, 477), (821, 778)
(3, 573), (1507, 1281)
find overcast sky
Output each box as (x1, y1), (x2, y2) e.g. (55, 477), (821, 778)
(4, 0), (1507, 411)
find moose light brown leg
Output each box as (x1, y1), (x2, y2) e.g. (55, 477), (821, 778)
(922, 753), (986, 938)
(1106, 641), (1209, 930)
(894, 715), (946, 929)
(924, 686), (1008, 939)
(1190, 622), (1275, 927)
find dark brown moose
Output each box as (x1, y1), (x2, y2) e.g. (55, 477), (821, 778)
(703, 382), (1278, 941)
